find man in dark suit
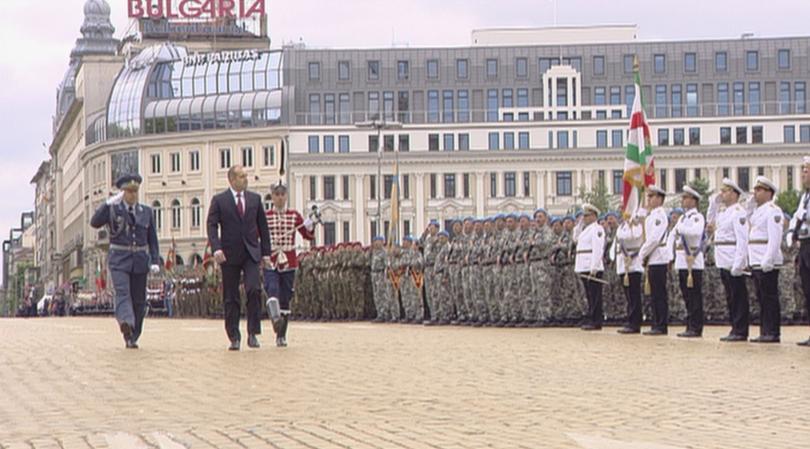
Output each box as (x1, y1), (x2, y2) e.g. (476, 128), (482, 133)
(207, 165), (272, 350)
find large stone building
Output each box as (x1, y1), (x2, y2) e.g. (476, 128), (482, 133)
(34, 2), (810, 293)
(1, 212), (36, 315)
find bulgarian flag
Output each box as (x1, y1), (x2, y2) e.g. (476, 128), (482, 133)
(622, 56), (655, 217)
(165, 237), (177, 272)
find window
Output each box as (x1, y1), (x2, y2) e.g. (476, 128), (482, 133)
(309, 176), (317, 201)
(323, 176), (335, 200)
(308, 62), (320, 81)
(659, 169), (668, 191)
(519, 132), (530, 149)
(487, 89), (498, 122)
(152, 201), (162, 230)
(715, 52), (727, 72)
(717, 83), (729, 116)
(673, 128), (685, 146)
(796, 82), (806, 113)
(428, 134), (439, 151)
(442, 90), (454, 123)
(443, 134), (455, 151)
(788, 166), (795, 187)
(612, 170), (623, 194)
(339, 135), (350, 153)
(190, 198), (201, 228)
(733, 82), (744, 115)
(338, 60), (350, 80)
(686, 84), (698, 117)
(504, 172), (516, 197)
(564, 56), (582, 71)
(444, 174), (456, 198)
(384, 175), (394, 199)
(556, 171), (572, 196)
(784, 126), (796, 143)
(171, 199), (181, 229)
(430, 174), (437, 199)
(654, 54), (666, 73)
(343, 221), (351, 243)
(342, 175), (350, 200)
(397, 60), (409, 80)
(190, 150), (200, 171)
(383, 135), (394, 152)
(720, 127), (732, 144)
(597, 130), (608, 148)
(624, 54), (634, 74)
(488, 132), (499, 150)
(504, 132), (515, 150)
(370, 221), (378, 240)
(398, 135), (409, 152)
(456, 59), (468, 79)
(516, 88), (529, 108)
(151, 153), (161, 174)
(557, 131), (569, 149)
(658, 129), (670, 146)
(486, 58), (498, 77)
(427, 59), (439, 79)
(780, 82), (791, 114)
(308, 136), (319, 153)
(463, 174), (470, 198)
(610, 86), (621, 105)
(516, 57), (528, 78)
(397, 91), (410, 123)
(170, 152), (180, 172)
(261, 146), (273, 167)
(459, 133), (470, 151)
(675, 169), (687, 192)
(746, 51), (758, 71)
(490, 173), (497, 197)
(218, 148), (231, 169)
(752, 126), (763, 144)
(801, 125), (810, 143)
(522, 172), (530, 196)
(457, 90), (469, 122)
(625, 85), (635, 116)
(738, 167), (750, 191)
(749, 82), (761, 115)
(655, 85), (667, 118)
(778, 49), (791, 69)
(671, 84), (682, 117)
(427, 90), (439, 123)
(308, 94), (321, 124)
(323, 222), (336, 246)
(538, 57), (559, 74)
(323, 136), (334, 153)
(689, 127), (700, 145)
(368, 135), (379, 152)
(382, 91), (394, 121)
(241, 146), (253, 167)
(402, 174), (409, 199)
(502, 88), (513, 108)
(594, 87), (606, 105)
(593, 56), (605, 75)
(612, 130), (623, 148)
(368, 60), (380, 80)
(684, 52), (696, 73)
(736, 126), (748, 144)
(369, 175), (376, 199)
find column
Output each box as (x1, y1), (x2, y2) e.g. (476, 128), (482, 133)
(770, 165), (782, 191)
(294, 174), (304, 213)
(354, 174), (365, 243)
(583, 169), (593, 191)
(667, 168), (675, 193)
(546, 171), (554, 208)
(795, 165), (802, 191)
(496, 171), (504, 199)
(476, 171), (486, 216)
(536, 170), (546, 208)
(415, 173), (425, 231)
(708, 167), (718, 190)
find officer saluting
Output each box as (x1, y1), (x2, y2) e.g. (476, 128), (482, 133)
(639, 185), (671, 335)
(90, 174), (160, 348)
(747, 176), (784, 343)
(573, 204), (606, 330)
(672, 186), (706, 338)
(791, 157), (810, 347)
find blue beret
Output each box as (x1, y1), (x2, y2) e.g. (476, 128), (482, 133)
(550, 216), (562, 224)
(575, 211), (584, 218)
(115, 173), (142, 189)
(563, 215), (575, 222)
(463, 216), (474, 222)
(429, 219), (440, 226)
(534, 208), (548, 216)
(671, 207), (684, 215)
(438, 230), (450, 237)
(605, 211), (619, 219)
(372, 235), (385, 242)
(519, 213), (531, 220)
(485, 216), (495, 222)
(495, 214), (506, 220)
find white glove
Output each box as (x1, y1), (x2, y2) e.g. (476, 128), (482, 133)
(761, 262), (774, 273)
(712, 192), (723, 205)
(303, 218), (314, 231)
(589, 270), (597, 277)
(106, 191), (124, 206)
(730, 267), (743, 277)
(150, 264), (160, 274)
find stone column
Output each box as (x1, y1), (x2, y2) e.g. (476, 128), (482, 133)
(354, 174), (365, 243)
(536, 170), (546, 208)
(416, 173), (425, 231)
(476, 171), (486, 216)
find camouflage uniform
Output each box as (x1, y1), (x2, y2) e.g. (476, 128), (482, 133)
(487, 228), (505, 323)
(601, 227), (625, 323)
(702, 247), (728, 324)
(422, 233), (440, 321)
(528, 226), (554, 323)
(551, 231), (585, 323)
(433, 241), (453, 323)
(470, 230), (489, 323)
(400, 247), (425, 322)
(371, 246), (389, 320)
(781, 242), (800, 322)
(448, 234), (466, 321)
(387, 248), (405, 321)
(461, 233), (476, 322)
(515, 228), (533, 324)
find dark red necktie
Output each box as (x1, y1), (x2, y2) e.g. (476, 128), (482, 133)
(237, 192), (244, 218)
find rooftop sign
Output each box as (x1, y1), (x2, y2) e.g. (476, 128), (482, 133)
(127, 0), (266, 19)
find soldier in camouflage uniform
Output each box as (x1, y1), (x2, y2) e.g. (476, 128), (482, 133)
(514, 214), (534, 327)
(348, 242), (368, 320)
(468, 219), (488, 325)
(400, 236), (425, 322)
(460, 217), (476, 323)
(420, 220), (441, 323)
(498, 214), (519, 326)
(481, 217), (500, 325)
(448, 220), (466, 323)
(294, 251), (312, 320)
(370, 236), (389, 322)
(528, 209), (554, 325)
(780, 218), (800, 322)
(702, 246), (727, 324)
(386, 244), (405, 322)
(551, 216), (585, 323)
(601, 212), (625, 324)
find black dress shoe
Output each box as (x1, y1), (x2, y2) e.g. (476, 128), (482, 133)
(247, 334), (260, 348)
(750, 335), (780, 343)
(677, 330), (702, 338)
(643, 328), (667, 336)
(581, 324), (602, 331)
(228, 339), (241, 351)
(617, 327), (640, 334)
(720, 334), (747, 342)
(797, 338), (810, 347)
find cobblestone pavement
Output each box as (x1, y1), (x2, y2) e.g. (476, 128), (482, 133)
(0, 317), (809, 449)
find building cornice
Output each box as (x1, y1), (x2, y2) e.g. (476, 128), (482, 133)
(49, 99), (84, 157)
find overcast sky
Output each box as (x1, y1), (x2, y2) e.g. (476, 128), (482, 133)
(2, 0), (810, 283)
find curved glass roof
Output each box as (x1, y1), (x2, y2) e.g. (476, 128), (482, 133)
(106, 43), (283, 140)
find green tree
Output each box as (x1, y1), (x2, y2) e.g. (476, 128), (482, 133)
(776, 187), (800, 216)
(666, 178), (711, 216)
(577, 179), (619, 214)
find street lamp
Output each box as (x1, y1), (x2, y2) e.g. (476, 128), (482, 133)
(355, 119), (403, 242)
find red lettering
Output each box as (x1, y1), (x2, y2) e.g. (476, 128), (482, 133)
(238, 0), (246, 18)
(243, 0), (265, 18)
(218, 0), (236, 17)
(127, 0), (145, 18)
(179, 0), (202, 18)
(146, 0), (164, 19)
(165, 0), (180, 19)
(198, 0), (216, 18)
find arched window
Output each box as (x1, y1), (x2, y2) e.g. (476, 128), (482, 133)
(190, 198), (201, 228)
(175, 254), (184, 266)
(171, 199), (182, 229)
(190, 253), (203, 268)
(152, 201), (162, 230)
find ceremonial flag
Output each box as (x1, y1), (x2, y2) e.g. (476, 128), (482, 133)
(622, 55), (656, 217)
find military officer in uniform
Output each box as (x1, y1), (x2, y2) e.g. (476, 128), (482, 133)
(614, 209), (646, 334)
(573, 204), (606, 330)
(747, 176), (785, 343)
(672, 186), (707, 338)
(707, 178), (750, 342)
(90, 174), (160, 348)
(791, 157), (810, 346)
(639, 186), (671, 335)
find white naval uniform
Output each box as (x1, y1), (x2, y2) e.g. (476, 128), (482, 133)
(613, 220), (645, 275)
(789, 190), (810, 244)
(574, 222), (606, 274)
(711, 202), (749, 273)
(748, 201), (784, 271)
(639, 207), (671, 266)
(673, 208), (706, 271)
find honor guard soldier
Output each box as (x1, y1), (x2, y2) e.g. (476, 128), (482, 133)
(672, 186), (707, 338)
(573, 204), (606, 330)
(90, 174), (160, 348)
(791, 157), (810, 347)
(639, 185), (671, 335)
(707, 178), (750, 342)
(747, 176), (784, 343)
(614, 209), (646, 334)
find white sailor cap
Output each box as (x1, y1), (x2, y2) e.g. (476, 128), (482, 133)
(646, 185), (666, 197)
(582, 203), (601, 215)
(803, 156), (810, 166)
(682, 185), (702, 201)
(720, 177), (743, 195)
(754, 176), (778, 194)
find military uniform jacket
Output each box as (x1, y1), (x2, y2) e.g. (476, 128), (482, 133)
(712, 203), (749, 271)
(371, 249), (387, 273)
(748, 201), (785, 269)
(613, 220), (645, 275)
(672, 208), (706, 271)
(90, 201), (160, 274)
(789, 190), (810, 243)
(640, 207), (671, 266)
(574, 222), (606, 273)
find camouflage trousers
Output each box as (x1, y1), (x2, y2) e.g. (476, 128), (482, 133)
(487, 265), (503, 322)
(461, 266), (475, 321)
(529, 260), (552, 322)
(516, 262), (532, 322)
(449, 264), (465, 321)
(501, 264), (521, 322)
(433, 270), (454, 322)
(371, 271), (390, 320)
(551, 266), (585, 322)
(424, 267), (436, 320)
(470, 265), (489, 322)
(400, 276), (423, 321)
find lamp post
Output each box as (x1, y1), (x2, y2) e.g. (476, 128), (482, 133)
(355, 119), (403, 241)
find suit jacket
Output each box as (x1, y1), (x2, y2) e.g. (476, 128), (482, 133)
(207, 189), (272, 265)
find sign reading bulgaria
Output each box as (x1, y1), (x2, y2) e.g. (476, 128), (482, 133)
(127, 0), (266, 19)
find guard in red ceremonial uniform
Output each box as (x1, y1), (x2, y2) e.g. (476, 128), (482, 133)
(264, 183), (317, 347)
